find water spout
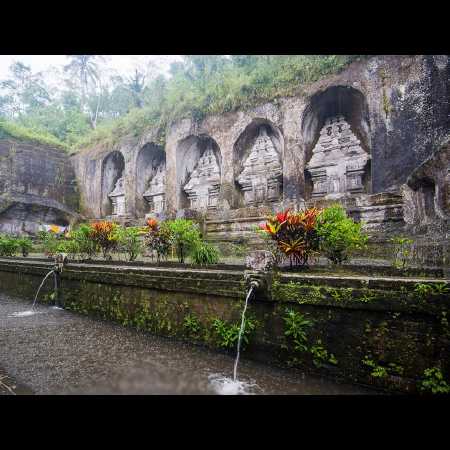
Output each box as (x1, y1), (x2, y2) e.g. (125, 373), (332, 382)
(31, 269), (56, 310)
(232, 282), (257, 382)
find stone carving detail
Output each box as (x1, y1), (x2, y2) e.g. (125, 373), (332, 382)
(143, 163), (166, 214)
(108, 177), (126, 216)
(306, 115), (370, 199)
(183, 147), (221, 210)
(237, 128), (282, 206)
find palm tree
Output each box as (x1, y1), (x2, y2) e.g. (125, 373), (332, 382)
(64, 55), (102, 115)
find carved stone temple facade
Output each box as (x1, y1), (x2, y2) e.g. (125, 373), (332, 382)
(66, 55), (449, 262)
(306, 116), (370, 199)
(237, 128), (283, 206)
(143, 162), (166, 216)
(183, 147), (221, 210)
(108, 177), (126, 217)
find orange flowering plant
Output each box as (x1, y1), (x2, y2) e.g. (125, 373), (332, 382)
(89, 221), (119, 259)
(258, 207), (322, 267)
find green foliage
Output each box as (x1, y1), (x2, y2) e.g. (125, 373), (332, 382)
(183, 313), (202, 337)
(165, 219), (201, 263)
(144, 220), (173, 263)
(309, 339), (338, 368)
(0, 234), (20, 256)
(211, 316), (257, 350)
(414, 283), (435, 301)
(114, 226), (143, 261)
(68, 224), (98, 259)
(283, 309), (313, 353)
(316, 204), (368, 264)
(418, 367), (450, 394)
(14, 236), (33, 257)
(191, 241), (220, 265)
(362, 356), (388, 378)
(37, 230), (61, 257)
(0, 118), (69, 151)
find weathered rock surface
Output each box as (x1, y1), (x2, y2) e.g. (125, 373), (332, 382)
(0, 139), (79, 234)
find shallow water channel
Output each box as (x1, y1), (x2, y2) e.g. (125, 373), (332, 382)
(0, 294), (378, 395)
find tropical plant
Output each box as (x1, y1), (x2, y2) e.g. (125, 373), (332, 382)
(0, 234), (20, 257)
(37, 230), (61, 257)
(68, 223), (98, 260)
(15, 236), (33, 257)
(165, 219), (201, 264)
(258, 208), (322, 267)
(283, 309), (313, 353)
(211, 317), (257, 350)
(418, 367), (450, 394)
(191, 241), (220, 265)
(89, 221), (119, 259)
(143, 218), (173, 263)
(115, 226), (143, 261)
(316, 204), (368, 265)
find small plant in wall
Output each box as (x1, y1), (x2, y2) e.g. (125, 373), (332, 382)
(183, 313), (202, 338)
(283, 309), (313, 353)
(211, 316), (257, 350)
(362, 355), (388, 378)
(418, 367), (450, 394)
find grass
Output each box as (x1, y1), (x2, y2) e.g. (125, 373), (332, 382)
(0, 119), (69, 152)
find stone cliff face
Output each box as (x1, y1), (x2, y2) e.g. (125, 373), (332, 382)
(0, 138), (79, 235)
(69, 55), (450, 257)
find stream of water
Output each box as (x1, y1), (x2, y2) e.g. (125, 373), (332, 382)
(0, 293), (379, 395)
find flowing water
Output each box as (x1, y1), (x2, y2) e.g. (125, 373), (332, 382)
(0, 293), (380, 395)
(9, 269), (56, 318)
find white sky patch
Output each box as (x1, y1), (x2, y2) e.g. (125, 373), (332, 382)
(0, 55), (183, 82)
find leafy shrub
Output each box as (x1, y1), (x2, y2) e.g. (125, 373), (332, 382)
(183, 313), (202, 337)
(165, 219), (201, 263)
(37, 230), (61, 257)
(0, 234), (20, 256)
(283, 309), (313, 352)
(16, 237), (33, 257)
(89, 221), (119, 259)
(316, 204), (368, 265)
(419, 367), (450, 394)
(51, 239), (79, 260)
(68, 224), (98, 260)
(191, 241), (220, 265)
(143, 219), (173, 263)
(258, 208), (322, 267)
(115, 226), (143, 261)
(211, 317), (257, 350)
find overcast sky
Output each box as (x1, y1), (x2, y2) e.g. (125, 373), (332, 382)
(0, 55), (182, 81)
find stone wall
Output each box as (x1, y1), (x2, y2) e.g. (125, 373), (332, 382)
(1, 257), (449, 393)
(71, 55), (450, 246)
(0, 138), (79, 235)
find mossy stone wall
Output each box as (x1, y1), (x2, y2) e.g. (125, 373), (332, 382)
(0, 259), (448, 393)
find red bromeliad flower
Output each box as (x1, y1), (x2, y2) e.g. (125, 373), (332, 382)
(146, 218), (158, 231)
(275, 209), (290, 224)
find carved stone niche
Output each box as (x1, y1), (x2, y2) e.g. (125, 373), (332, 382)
(237, 128), (283, 206)
(143, 162), (166, 215)
(108, 177), (126, 216)
(305, 115), (370, 199)
(183, 147), (221, 211)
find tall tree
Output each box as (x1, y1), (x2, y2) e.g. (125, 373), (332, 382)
(64, 55), (102, 118)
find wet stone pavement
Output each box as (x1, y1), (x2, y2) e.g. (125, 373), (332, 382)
(0, 293), (379, 395)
